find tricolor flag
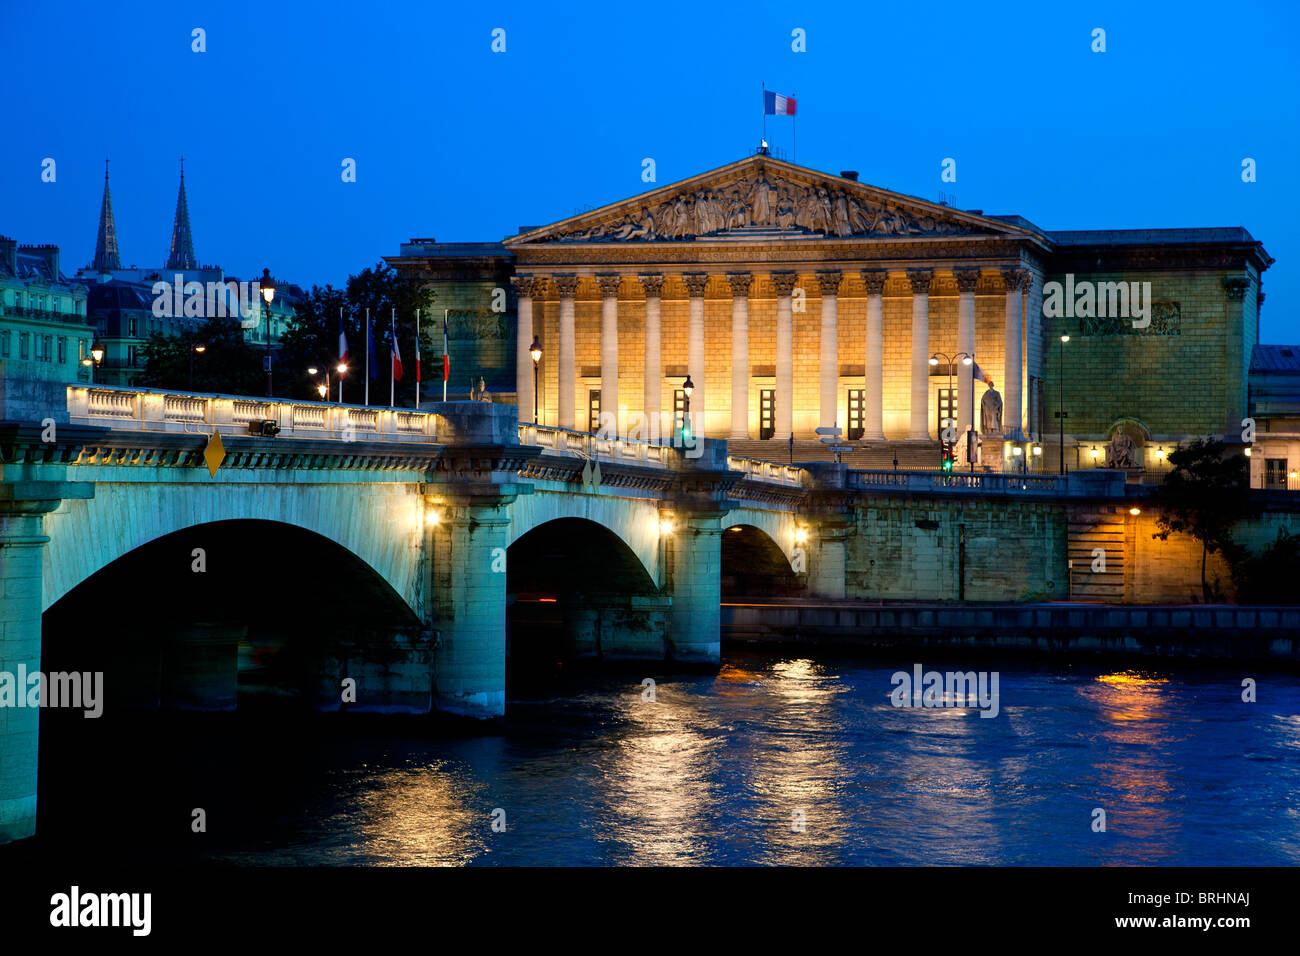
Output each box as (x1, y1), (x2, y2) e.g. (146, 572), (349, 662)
(391, 311), (403, 382)
(415, 309), (421, 384)
(338, 309), (349, 364)
(763, 90), (796, 116)
(442, 314), (450, 383)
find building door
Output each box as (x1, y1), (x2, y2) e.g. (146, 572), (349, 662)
(846, 389), (864, 440)
(672, 388), (686, 438)
(1265, 458), (1288, 490)
(937, 388), (955, 440)
(588, 389), (601, 433)
(759, 389), (775, 440)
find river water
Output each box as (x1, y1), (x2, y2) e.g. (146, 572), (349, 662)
(34, 651), (1300, 866)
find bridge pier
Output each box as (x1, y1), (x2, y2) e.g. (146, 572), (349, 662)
(0, 474), (92, 844)
(666, 512), (724, 663)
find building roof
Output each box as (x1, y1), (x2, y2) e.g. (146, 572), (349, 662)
(86, 279), (156, 312)
(1049, 227), (1259, 246)
(1251, 344), (1300, 374)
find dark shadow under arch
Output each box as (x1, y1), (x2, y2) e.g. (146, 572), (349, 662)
(721, 524), (802, 599)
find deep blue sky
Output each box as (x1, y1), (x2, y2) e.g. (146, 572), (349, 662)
(3, 1), (1297, 338)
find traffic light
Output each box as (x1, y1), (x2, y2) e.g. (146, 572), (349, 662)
(940, 444), (955, 472)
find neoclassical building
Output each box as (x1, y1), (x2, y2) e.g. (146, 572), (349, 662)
(389, 151), (1273, 473)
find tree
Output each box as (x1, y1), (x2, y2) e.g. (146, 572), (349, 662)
(278, 261), (436, 406)
(1232, 528), (1300, 604)
(1151, 438), (1254, 602)
(138, 314), (263, 395)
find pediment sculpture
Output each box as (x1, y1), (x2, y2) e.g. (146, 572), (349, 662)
(535, 169), (982, 243)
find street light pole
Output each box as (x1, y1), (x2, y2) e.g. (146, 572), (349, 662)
(930, 350), (974, 471)
(530, 336), (543, 425)
(1057, 334), (1069, 474)
(260, 268), (276, 398)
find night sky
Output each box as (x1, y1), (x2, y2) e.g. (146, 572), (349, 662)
(3, 1), (1296, 337)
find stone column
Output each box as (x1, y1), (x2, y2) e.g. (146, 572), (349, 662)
(666, 512), (724, 662)
(1002, 268), (1027, 439)
(554, 274), (579, 431)
(908, 269), (933, 439)
(727, 273), (752, 439)
(684, 273), (709, 438)
(810, 520), (849, 600)
(861, 270), (887, 440)
(511, 275), (536, 424)
(639, 274), (665, 443)
(772, 272), (799, 441)
(597, 274), (621, 437)
(817, 271), (842, 431)
(955, 268), (980, 448)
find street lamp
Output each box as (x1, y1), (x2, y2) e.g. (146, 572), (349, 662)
(930, 351), (974, 472)
(83, 339), (105, 385)
(336, 362), (348, 403)
(682, 374), (694, 443)
(1055, 334), (1069, 474)
(189, 343), (206, 390)
(308, 365), (330, 401)
(260, 268), (276, 397)
(530, 336), (543, 425)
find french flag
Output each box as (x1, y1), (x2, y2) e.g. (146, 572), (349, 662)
(391, 312), (403, 382)
(338, 310), (349, 364)
(763, 90), (796, 116)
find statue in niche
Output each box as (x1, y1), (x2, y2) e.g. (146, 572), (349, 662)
(981, 381), (1003, 434)
(1105, 428), (1139, 469)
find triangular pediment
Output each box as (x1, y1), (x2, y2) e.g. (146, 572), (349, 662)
(505, 155), (1037, 246)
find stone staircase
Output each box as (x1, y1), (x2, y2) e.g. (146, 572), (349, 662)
(726, 438), (1011, 472)
(1067, 508), (1127, 601)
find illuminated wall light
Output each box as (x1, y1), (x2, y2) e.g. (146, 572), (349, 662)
(793, 527), (809, 544)
(426, 511), (441, 527)
(659, 518), (674, 535)
(1129, 507), (1141, 516)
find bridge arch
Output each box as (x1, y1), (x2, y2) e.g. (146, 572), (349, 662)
(721, 515), (803, 598)
(508, 488), (661, 585)
(41, 480), (424, 615)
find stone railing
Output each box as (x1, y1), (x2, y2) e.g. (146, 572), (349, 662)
(67, 385), (441, 443)
(518, 423), (673, 467)
(727, 455), (808, 488)
(849, 469), (1070, 495)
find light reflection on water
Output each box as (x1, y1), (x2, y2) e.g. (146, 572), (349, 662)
(38, 654), (1300, 866)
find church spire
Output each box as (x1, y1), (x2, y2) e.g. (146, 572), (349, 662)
(165, 157), (199, 270)
(91, 158), (121, 272)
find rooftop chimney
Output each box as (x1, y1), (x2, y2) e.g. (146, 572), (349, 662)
(840, 170), (859, 182)
(0, 236), (16, 275)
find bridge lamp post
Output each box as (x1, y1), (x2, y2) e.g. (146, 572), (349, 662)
(82, 340), (105, 385)
(260, 268), (276, 398)
(190, 343), (206, 391)
(308, 366), (329, 400)
(529, 336), (543, 425)
(1056, 334), (1069, 475)
(336, 363), (347, 403)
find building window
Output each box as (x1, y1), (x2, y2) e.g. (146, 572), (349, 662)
(588, 389), (601, 434)
(846, 389), (865, 440)
(19, 332), (29, 359)
(0, 331), (8, 357)
(127, 345), (137, 366)
(43, 335), (52, 362)
(57, 337), (66, 364)
(128, 317), (137, 337)
(759, 389), (775, 440)
(1265, 458), (1288, 490)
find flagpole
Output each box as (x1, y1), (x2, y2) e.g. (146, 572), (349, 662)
(415, 308), (421, 408)
(762, 81), (767, 145)
(390, 307), (396, 408)
(793, 92), (797, 164)
(442, 308), (448, 402)
(364, 307), (371, 406)
(338, 306), (345, 403)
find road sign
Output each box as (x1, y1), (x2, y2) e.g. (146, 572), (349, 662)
(828, 445), (853, 453)
(816, 425), (843, 444)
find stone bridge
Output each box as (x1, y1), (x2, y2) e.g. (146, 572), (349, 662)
(0, 384), (816, 842)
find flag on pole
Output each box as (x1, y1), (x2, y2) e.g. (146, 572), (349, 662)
(366, 309), (378, 381)
(763, 90), (796, 116)
(338, 308), (349, 364)
(415, 309), (421, 384)
(442, 311), (450, 402)
(391, 310), (403, 382)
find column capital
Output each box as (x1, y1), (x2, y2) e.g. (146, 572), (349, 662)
(907, 269), (933, 294)
(771, 271), (799, 296)
(816, 271), (843, 295)
(509, 275), (538, 297)
(726, 273), (753, 296)
(1223, 276), (1250, 300)
(638, 273), (666, 297)
(596, 273), (622, 297)
(953, 267), (981, 292)
(683, 272), (709, 297)
(553, 274), (580, 297)
(860, 269), (888, 296)
(1001, 268), (1030, 292)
